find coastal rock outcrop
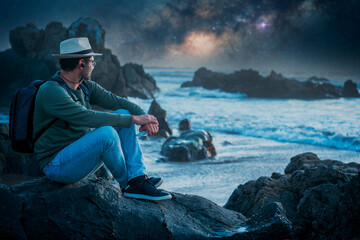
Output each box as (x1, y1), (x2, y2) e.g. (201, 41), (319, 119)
(161, 128), (216, 162)
(0, 17), (159, 107)
(224, 152), (360, 239)
(123, 63), (159, 99)
(181, 68), (360, 99)
(342, 79), (360, 97)
(0, 176), (248, 239)
(148, 100), (172, 138)
(0, 174), (301, 239)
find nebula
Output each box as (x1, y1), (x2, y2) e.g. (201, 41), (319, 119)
(1, 0), (359, 76)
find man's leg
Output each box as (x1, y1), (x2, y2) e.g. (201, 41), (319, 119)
(113, 109), (171, 200)
(43, 126), (128, 188)
(113, 109), (146, 180)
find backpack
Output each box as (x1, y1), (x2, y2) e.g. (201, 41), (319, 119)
(9, 77), (91, 153)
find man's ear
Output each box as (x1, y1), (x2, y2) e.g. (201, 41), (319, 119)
(79, 59), (85, 68)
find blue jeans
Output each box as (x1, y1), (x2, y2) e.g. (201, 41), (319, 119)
(43, 109), (146, 188)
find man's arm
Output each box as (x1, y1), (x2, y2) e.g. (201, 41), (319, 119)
(39, 83), (133, 128)
(85, 81), (159, 135)
(85, 81), (146, 115)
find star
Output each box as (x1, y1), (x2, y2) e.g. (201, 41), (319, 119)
(259, 22), (268, 29)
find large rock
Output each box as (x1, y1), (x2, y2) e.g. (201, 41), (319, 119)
(148, 100), (172, 138)
(224, 152), (360, 239)
(0, 176), (249, 239)
(161, 129), (216, 162)
(0, 123), (42, 176)
(181, 68), (359, 99)
(0, 17), (159, 107)
(123, 63), (159, 99)
(342, 79), (360, 97)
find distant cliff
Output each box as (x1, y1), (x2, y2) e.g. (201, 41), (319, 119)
(182, 67), (359, 99)
(0, 17), (158, 107)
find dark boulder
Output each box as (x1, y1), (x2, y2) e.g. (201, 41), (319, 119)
(123, 63), (159, 99)
(148, 100), (172, 138)
(0, 176), (248, 239)
(0, 123), (42, 176)
(179, 118), (192, 131)
(342, 79), (360, 97)
(0, 184), (27, 239)
(241, 202), (293, 239)
(181, 68), (359, 99)
(0, 18), (159, 107)
(224, 152), (360, 239)
(161, 129), (216, 162)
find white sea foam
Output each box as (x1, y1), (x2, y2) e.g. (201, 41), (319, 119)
(141, 68), (360, 152)
(236, 226), (248, 233)
(132, 68), (360, 205)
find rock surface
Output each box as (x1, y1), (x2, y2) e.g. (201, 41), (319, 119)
(0, 176), (249, 240)
(0, 17), (159, 107)
(0, 123), (42, 176)
(161, 129), (216, 162)
(1, 174), (305, 240)
(148, 100), (172, 138)
(123, 63), (159, 99)
(181, 68), (360, 99)
(224, 152), (360, 239)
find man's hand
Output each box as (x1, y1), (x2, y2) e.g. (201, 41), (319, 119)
(139, 123), (159, 137)
(132, 114), (158, 126)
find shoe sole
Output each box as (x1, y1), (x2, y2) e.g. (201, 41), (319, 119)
(123, 192), (172, 201)
(154, 178), (163, 188)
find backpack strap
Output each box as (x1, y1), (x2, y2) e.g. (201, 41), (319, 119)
(48, 77), (71, 96)
(49, 76), (91, 103)
(79, 83), (91, 103)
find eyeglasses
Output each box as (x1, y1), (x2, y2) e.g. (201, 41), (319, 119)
(85, 59), (97, 67)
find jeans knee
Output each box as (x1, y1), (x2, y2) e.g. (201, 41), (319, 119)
(95, 126), (119, 145)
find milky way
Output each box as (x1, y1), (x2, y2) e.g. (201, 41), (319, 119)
(1, 0), (359, 76)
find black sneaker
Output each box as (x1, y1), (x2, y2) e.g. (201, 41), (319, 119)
(124, 175), (171, 201)
(146, 175), (163, 188)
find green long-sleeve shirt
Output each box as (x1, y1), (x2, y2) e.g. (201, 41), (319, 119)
(33, 72), (146, 169)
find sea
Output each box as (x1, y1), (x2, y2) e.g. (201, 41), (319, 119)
(130, 68), (360, 206)
(1, 68), (359, 206)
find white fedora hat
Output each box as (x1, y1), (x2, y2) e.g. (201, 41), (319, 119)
(52, 37), (102, 58)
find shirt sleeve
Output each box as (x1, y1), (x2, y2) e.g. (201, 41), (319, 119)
(85, 80), (147, 115)
(39, 82), (133, 128)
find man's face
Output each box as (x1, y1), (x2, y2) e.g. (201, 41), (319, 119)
(82, 56), (95, 80)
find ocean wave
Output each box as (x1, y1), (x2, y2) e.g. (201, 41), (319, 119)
(204, 125), (360, 152)
(164, 87), (248, 99)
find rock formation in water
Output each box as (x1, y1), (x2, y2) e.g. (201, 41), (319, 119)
(148, 100), (172, 138)
(224, 152), (360, 239)
(181, 68), (360, 99)
(161, 124), (216, 162)
(0, 17), (159, 107)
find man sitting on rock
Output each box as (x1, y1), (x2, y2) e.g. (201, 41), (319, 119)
(33, 37), (171, 201)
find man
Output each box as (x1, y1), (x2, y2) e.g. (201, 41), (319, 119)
(33, 37), (171, 201)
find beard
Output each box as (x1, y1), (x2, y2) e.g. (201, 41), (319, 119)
(81, 69), (91, 81)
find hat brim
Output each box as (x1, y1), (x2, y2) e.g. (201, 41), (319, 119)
(52, 53), (102, 59)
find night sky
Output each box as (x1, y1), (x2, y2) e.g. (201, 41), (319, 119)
(1, 0), (359, 79)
